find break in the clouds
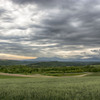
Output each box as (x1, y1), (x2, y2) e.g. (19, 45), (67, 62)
(0, 0), (100, 60)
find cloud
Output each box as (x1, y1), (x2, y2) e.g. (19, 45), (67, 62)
(0, 0), (100, 59)
(11, 0), (58, 8)
(0, 8), (6, 16)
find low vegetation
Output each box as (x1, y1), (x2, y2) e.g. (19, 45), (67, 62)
(0, 76), (100, 100)
(0, 62), (100, 76)
(0, 75), (26, 79)
(0, 61), (100, 100)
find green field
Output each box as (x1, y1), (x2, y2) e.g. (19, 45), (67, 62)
(87, 72), (100, 76)
(0, 75), (27, 79)
(42, 72), (86, 76)
(0, 75), (100, 100)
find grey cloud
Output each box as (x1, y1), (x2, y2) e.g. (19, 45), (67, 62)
(1, 17), (14, 22)
(11, 0), (86, 10)
(0, 41), (40, 57)
(32, 0), (100, 46)
(1, 0), (100, 59)
(0, 8), (6, 16)
(91, 49), (100, 53)
(12, 0), (58, 8)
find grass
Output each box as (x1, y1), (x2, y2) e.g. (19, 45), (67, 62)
(42, 72), (85, 76)
(87, 72), (100, 76)
(0, 75), (26, 79)
(0, 75), (100, 100)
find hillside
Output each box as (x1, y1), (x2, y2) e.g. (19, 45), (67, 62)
(0, 60), (33, 65)
(29, 61), (100, 68)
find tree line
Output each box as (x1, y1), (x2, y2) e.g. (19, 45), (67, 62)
(0, 64), (100, 74)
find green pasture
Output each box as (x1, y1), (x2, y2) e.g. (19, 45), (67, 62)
(0, 74), (100, 100)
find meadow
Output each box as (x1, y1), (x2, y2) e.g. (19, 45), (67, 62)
(0, 75), (100, 100)
(0, 62), (100, 100)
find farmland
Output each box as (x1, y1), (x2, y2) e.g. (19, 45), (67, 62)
(0, 62), (100, 76)
(0, 61), (100, 100)
(0, 74), (100, 100)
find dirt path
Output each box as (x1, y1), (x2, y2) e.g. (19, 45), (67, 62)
(74, 73), (91, 77)
(0, 72), (53, 78)
(0, 72), (91, 78)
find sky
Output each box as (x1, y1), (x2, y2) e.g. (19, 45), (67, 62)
(0, 0), (100, 60)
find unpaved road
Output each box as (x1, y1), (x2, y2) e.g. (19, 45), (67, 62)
(0, 72), (53, 78)
(74, 73), (92, 77)
(0, 72), (91, 78)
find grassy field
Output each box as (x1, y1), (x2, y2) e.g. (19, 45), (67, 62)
(0, 75), (27, 79)
(42, 72), (86, 76)
(0, 75), (100, 100)
(87, 72), (100, 76)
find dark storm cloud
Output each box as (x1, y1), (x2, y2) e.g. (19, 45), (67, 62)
(39, 1), (100, 47)
(1, 0), (100, 59)
(11, 0), (100, 9)
(12, 0), (58, 8)
(0, 41), (40, 56)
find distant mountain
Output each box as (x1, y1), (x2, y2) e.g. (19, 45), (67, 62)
(23, 57), (68, 62)
(0, 56), (100, 66)
(33, 57), (67, 61)
(29, 61), (100, 68)
(23, 57), (100, 62)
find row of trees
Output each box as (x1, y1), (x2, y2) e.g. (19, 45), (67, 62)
(0, 65), (100, 74)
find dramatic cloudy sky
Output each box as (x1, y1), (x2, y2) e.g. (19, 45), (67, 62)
(0, 0), (100, 60)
